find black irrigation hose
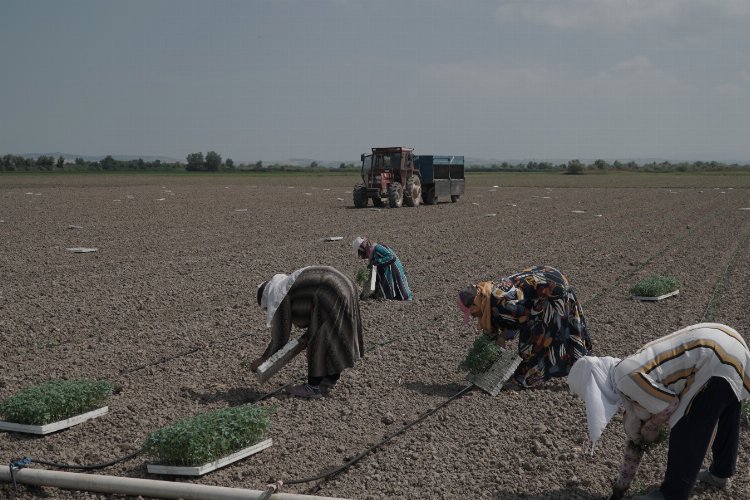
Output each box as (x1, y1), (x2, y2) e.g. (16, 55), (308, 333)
(259, 384), (475, 499)
(119, 331), (253, 374)
(701, 226), (750, 322)
(22, 446), (146, 471)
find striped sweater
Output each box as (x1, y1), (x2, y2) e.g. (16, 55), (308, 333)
(613, 323), (750, 427)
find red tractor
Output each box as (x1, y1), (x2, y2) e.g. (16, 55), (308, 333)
(352, 147), (422, 208)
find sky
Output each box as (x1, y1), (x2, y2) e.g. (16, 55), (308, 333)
(2, 0), (750, 164)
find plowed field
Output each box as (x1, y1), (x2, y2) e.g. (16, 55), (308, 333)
(1, 173), (749, 499)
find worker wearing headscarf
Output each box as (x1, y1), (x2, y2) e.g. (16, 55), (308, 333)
(352, 237), (413, 301)
(457, 265), (591, 387)
(568, 323), (750, 500)
(250, 266), (364, 399)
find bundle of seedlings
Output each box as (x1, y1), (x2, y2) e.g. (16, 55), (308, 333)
(144, 405), (273, 466)
(459, 335), (501, 376)
(355, 265), (372, 287)
(0, 379), (113, 425)
(630, 276), (680, 298)
(632, 425), (670, 454)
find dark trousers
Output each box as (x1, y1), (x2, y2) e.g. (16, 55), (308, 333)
(661, 377), (741, 500)
(308, 373), (340, 386)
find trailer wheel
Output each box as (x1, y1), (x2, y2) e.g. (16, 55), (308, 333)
(422, 186), (436, 205)
(353, 184), (368, 208)
(388, 182), (404, 208)
(403, 176), (421, 207)
(451, 195), (460, 203)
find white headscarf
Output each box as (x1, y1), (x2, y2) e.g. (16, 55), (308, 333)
(258, 267), (308, 327)
(352, 237), (365, 254)
(567, 356), (622, 454)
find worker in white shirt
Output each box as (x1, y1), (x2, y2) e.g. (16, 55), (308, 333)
(567, 323), (750, 500)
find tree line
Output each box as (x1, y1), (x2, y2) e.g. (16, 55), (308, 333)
(467, 159), (750, 174)
(1, 152), (748, 173)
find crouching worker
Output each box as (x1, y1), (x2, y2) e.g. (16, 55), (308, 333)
(457, 265), (591, 388)
(352, 237), (413, 301)
(567, 323), (750, 500)
(249, 266), (365, 399)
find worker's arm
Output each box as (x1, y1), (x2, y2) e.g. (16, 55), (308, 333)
(609, 440), (644, 500)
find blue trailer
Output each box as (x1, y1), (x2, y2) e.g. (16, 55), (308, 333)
(414, 155), (465, 204)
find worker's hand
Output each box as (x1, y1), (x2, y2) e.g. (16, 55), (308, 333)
(494, 336), (507, 348)
(641, 424), (659, 443)
(623, 410), (643, 444)
(248, 357), (265, 373)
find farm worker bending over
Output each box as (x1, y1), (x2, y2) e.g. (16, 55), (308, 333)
(249, 266), (365, 399)
(456, 265), (591, 388)
(352, 237), (413, 301)
(567, 323), (750, 500)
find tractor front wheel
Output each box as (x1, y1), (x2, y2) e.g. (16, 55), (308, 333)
(388, 182), (404, 208)
(451, 195), (460, 203)
(372, 196), (385, 207)
(353, 184), (368, 208)
(403, 176), (422, 207)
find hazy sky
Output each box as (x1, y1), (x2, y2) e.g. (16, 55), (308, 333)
(3, 0), (750, 163)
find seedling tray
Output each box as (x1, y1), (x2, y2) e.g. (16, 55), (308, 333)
(0, 406), (108, 435)
(255, 339), (300, 384)
(469, 350), (522, 396)
(146, 438), (273, 476)
(632, 290), (679, 301)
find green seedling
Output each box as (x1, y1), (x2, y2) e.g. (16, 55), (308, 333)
(742, 400), (750, 426)
(630, 276), (680, 297)
(355, 266), (371, 286)
(459, 335), (501, 376)
(145, 405), (273, 466)
(0, 379), (113, 425)
(633, 425), (670, 454)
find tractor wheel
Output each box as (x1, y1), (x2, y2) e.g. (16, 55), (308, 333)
(387, 182), (404, 208)
(403, 176), (422, 207)
(372, 196), (385, 208)
(451, 195), (460, 203)
(422, 186), (436, 205)
(353, 184), (368, 208)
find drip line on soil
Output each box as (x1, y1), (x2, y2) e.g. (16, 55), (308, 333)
(21, 446), (146, 471)
(701, 225), (750, 322)
(259, 383), (475, 498)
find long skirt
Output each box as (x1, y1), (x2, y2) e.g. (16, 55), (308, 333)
(262, 266), (364, 377)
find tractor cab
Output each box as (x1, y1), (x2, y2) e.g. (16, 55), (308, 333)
(353, 147), (421, 208)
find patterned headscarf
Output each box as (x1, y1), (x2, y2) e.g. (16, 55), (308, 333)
(457, 282), (494, 333)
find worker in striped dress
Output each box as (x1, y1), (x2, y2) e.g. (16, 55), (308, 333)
(352, 237), (413, 301)
(249, 266), (365, 399)
(567, 323), (750, 500)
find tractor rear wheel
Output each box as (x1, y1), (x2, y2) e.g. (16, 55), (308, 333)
(388, 182), (404, 208)
(451, 195), (460, 203)
(353, 184), (368, 208)
(422, 186), (436, 205)
(403, 176), (422, 207)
